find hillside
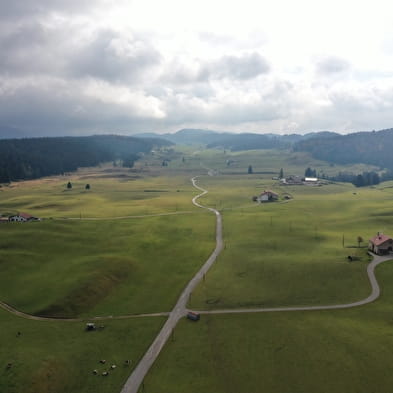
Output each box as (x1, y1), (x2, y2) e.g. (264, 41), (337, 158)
(137, 129), (341, 150)
(294, 128), (393, 170)
(0, 135), (171, 183)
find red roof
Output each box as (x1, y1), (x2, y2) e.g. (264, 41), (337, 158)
(19, 212), (33, 219)
(260, 190), (278, 196)
(369, 234), (392, 246)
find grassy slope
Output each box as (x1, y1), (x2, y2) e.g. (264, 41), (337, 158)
(1, 147), (391, 393)
(0, 308), (164, 393)
(190, 174), (393, 309)
(0, 165), (200, 219)
(144, 263), (393, 393)
(0, 214), (214, 317)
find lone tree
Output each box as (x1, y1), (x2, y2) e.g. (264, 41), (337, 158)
(357, 236), (364, 248)
(85, 184), (90, 190)
(67, 181), (72, 189)
(279, 168), (284, 179)
(248, 165), (253, 174)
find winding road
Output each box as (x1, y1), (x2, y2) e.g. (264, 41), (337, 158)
(120, 177), (223, 393)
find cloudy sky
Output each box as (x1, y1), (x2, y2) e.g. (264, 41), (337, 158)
(1, 0), (393, 136)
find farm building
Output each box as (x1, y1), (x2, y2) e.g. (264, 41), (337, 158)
(304, 177), (318, 183)
(257, 190), (279, 202)
(368, 233), (393, 255)
(8, 213), (40, 222)
(281, 175), (303, 185)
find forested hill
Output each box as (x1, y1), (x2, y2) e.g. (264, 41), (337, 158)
(207, 133), (290, 151)
(0, 135), (171, 183)
(293, 128), (393, 170)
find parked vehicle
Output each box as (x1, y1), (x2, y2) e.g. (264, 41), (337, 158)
(187, 312), (200, 321)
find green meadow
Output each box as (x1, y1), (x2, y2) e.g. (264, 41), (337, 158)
(190, 176), (393, 310)
(0, 307), (164, 393)
(0, 215), (214, 317)
(0, 163), (201, 219)
(136, 262), (393, 393)
(1, 147), (393, 393)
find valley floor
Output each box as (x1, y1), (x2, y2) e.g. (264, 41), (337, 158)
(1, 148), (393, 393)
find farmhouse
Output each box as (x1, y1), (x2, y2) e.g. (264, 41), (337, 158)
(8, 212), (40, 222)
(368, 233), (393, 255)
(257, 190), (279, 202)
(281, 175), (303, 185)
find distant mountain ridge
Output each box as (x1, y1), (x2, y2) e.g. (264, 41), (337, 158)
(136, 128), (341, 149)
(293, 127), (393, 170)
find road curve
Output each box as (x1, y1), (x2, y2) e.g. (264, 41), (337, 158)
(120, 176), (223, 393)
(194, 253), (393, 315)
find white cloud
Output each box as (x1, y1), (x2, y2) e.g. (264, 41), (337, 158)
(1, 0), (393, 136)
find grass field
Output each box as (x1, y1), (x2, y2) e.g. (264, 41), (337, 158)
(0, 164), (201, 218)
(189, 172), (393, 310)
(0, 214), (214, 317)
(0, 307), (165, 393)
(144, 262), (393, 393)
(1, 146), (393, 393)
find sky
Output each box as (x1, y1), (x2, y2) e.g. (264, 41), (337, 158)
(1, 0), (393, 136)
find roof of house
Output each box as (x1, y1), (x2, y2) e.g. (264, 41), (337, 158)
(304, 177), (318, 182)
(260, 190), (278, 196)
(370, 234), (393, 246)
(10, 212), (34, 219)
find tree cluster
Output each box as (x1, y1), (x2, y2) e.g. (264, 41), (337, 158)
(304, 167), (317, 177)
(325, 171), (380, 187)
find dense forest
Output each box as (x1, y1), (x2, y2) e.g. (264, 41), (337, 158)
(294, 128), (393, 170)
(0, 135), (171, 183)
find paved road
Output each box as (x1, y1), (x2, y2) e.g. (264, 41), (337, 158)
(120, 176), (223, 393)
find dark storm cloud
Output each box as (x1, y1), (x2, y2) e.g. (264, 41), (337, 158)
(0, 78), (163, 135)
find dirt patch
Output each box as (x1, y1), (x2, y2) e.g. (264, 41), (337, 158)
(28, 358), (68, 393)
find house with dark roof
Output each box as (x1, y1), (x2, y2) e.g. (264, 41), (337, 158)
(368, 233), (393, 255)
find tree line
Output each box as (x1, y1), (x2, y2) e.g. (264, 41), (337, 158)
(0, 135), (171, 183)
